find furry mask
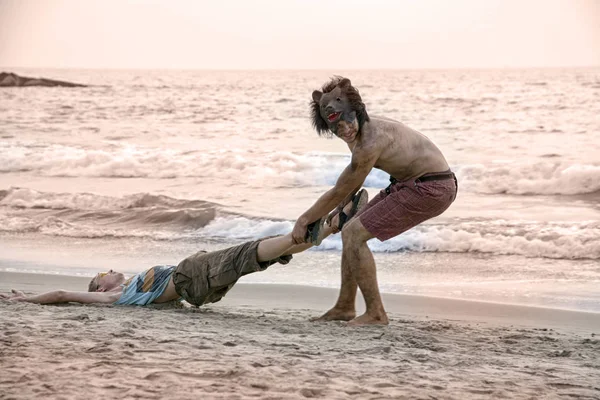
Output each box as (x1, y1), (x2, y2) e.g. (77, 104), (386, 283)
(310, 76), (369, 137)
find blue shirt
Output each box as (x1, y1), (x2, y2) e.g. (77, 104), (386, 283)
(114, 265), (176, 306)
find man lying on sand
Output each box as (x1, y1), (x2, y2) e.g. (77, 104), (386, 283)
(1, 190), (369, 307)
(292, 76), (457, 326)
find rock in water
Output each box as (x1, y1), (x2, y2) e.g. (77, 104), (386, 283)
(0, 72), (87, 87)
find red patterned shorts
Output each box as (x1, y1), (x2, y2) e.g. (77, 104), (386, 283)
(358, 172), (457, 241)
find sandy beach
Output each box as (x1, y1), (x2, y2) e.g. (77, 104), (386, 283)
(1, 272), (599, 400)
(2, 1), (599, 398)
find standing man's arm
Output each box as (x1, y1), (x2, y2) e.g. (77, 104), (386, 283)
(292, 146), (380, 243)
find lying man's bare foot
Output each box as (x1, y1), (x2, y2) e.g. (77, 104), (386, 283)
(347, 312), (389, 326)
(310, 307), (356, 322)
(327, 188), (369, 233)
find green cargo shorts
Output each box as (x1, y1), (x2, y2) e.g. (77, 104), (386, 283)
(172, 237), (292, 307)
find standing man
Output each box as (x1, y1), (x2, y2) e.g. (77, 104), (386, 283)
(292, 76), (457, 326)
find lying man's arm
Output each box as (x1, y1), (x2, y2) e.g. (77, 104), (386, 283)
(292, 144), (380, 243)
(1, 289), (120, 304)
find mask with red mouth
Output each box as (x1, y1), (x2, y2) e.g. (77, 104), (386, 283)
(310, 77), (369, 139)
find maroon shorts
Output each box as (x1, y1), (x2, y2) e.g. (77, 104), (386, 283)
(358, 172), (457, 241)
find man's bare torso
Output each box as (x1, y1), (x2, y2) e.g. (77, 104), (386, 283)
(349, 116), (450, 182)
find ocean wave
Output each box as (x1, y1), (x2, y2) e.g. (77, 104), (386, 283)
(0, 187), (218, 211)
(199, 217), (293, 240)
(2, 193), (598, 259)
(0, 188), (218, 236)
(2, 142), (599, 196)
(0, 142), (192, 179)
(455, 162), (600, 195)
(198, 217), (600, 260)
(320, 159), (600, 196)
(0, 214), (191, 239)
(364, 220), (600, 260)
(0, 142), (382, 187)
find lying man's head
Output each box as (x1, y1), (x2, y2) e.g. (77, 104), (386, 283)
(88, 270), (126, 292)
(310, 76), (370, 142)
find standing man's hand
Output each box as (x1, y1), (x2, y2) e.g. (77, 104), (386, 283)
(291, 218), (308, 244)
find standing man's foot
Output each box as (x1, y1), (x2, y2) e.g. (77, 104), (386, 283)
(347, 312), (389, 326)
(310, 307), (356, 322)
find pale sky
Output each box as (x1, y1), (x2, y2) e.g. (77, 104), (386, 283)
(0, 0), (598, 69)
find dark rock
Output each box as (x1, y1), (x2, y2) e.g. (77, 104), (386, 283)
(0, 72), (87, 87)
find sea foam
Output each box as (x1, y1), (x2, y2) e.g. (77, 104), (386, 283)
(2, 142), (599, 196)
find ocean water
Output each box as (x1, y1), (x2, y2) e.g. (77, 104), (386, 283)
(1, 68), (599, 312)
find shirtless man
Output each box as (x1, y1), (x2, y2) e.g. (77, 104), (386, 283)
(1, 195), (368, 306)
(292, 76), (457, 326)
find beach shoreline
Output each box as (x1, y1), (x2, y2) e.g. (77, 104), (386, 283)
(2, 270), (600, 333)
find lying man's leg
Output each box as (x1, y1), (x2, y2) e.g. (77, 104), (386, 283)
(172, 234), (307, 307)
(255, 225), (331, 262)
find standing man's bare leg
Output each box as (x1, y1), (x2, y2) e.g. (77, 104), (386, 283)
(311, 215), (366, 322)
(309, 192), (372, 321)
(257, 226), (357, 321)
(342, 219), (388, 326)
(310, 250), (358, 321)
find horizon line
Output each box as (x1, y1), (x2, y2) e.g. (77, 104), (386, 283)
(1, 65), (599, 72)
